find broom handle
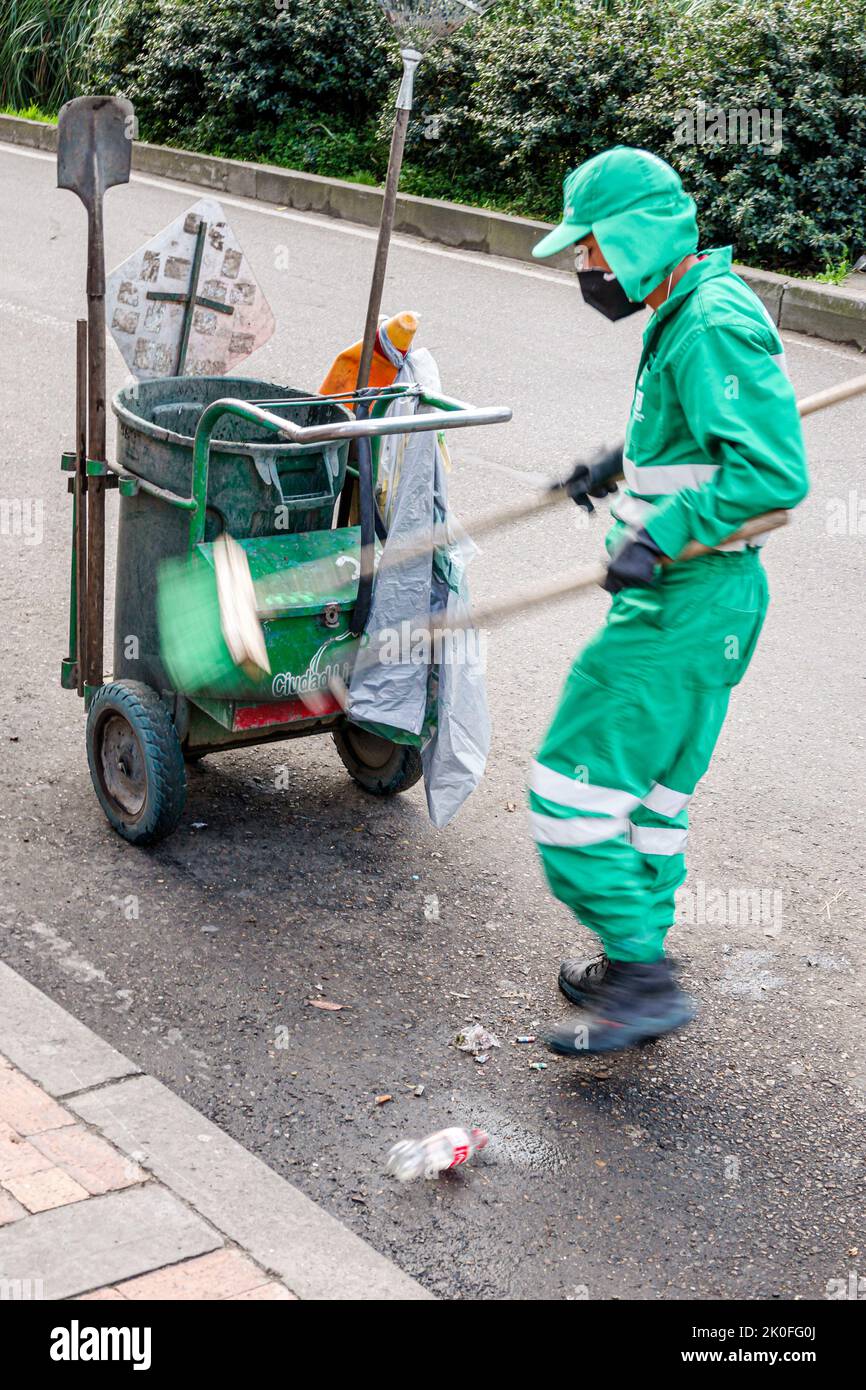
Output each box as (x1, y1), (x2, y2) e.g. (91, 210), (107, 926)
(322, 371), (866, 708)
(324, 365), (866, 703)
(440, 367), (866, 545)
(260, 363), (854, 619)
(797, 369), (866, 417)
(327, 365), (866, 585)
(464, 511), (788, 630)
(323, 508), (788, 711)
(323, 354), (859, 700)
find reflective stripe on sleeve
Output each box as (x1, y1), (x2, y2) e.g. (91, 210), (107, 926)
(610, 494), (657, 529)
(530, 761), (641, 817)
(623, 456), (719, 496)
(641, 782), (692, 817)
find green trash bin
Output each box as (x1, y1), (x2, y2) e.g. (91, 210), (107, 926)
(111, 376), (351, 692)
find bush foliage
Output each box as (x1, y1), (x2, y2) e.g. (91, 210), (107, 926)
(0, 1), (126, 111)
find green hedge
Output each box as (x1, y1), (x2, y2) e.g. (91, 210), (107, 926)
(402, 0), (866, 271)
(85, 0), (396, 184)
(4, 0), (866, 273)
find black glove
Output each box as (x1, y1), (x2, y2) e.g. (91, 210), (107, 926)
(603, 527), (665, 594)
(558, 443), (623, 514)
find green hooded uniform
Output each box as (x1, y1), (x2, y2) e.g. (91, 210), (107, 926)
(529, 148), (809, 963)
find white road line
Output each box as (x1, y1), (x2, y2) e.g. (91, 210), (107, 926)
(2, 142), (863, 357)
(780, 329), (865, 363)
(27, 920), (109, 985)
(0, 298), (72, 332)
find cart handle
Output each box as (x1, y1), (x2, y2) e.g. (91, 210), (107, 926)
(189, 393), (512, 546)
(227, 392), (510, 444)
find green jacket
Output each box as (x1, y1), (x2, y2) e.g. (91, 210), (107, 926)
(616, 247), (809, 557)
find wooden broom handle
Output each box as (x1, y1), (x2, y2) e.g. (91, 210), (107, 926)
(454, 366), (866, 545)
(461, 509), (789, 631)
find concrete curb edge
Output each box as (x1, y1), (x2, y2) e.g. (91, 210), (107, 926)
(0, 962), (432, 1301)
(3, 113), (865, 351)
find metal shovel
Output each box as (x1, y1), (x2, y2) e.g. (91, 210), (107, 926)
(58, 95), (134, 689)
(356, 1), (499, 393)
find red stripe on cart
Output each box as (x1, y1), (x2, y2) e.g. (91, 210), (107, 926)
(233, 696), (342, 731)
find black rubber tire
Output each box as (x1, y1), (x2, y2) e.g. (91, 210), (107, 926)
(333, 724), (423, 795)
(86, 681), (186, 845)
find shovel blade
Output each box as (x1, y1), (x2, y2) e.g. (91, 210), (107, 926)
(57, 95), (134, 208)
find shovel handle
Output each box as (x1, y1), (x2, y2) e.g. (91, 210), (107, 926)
(75, 320), (88, 696)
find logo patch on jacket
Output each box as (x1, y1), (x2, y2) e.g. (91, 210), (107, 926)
(633, 370), (646, 422)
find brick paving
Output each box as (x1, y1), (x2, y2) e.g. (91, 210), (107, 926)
(0, 1053), (295, 1300)
(76, 1249), (294, 1302)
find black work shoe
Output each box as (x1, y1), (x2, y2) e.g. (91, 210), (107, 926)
(543, 959), (696, 1057)
(558, 952), (609, 1006)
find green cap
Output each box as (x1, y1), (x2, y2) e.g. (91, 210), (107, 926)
(532, 146), (698, 302)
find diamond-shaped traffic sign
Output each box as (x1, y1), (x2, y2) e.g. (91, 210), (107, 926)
(106, 197), (275, 379)
(377, 0), (497, 52)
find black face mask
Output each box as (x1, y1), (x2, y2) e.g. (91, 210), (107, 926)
(577, 268), (645, 322)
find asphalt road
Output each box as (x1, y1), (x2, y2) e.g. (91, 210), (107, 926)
(1, 142), (863, 1301)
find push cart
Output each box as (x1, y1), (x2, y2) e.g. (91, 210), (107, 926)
(61, 375), (510, 844)
(56, 93), (510, 845)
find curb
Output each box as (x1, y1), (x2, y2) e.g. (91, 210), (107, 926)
(0, 962), (432, 1301)
(3, 112), (866, 350)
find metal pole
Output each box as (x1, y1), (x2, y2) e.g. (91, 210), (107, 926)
(356, 46), (422, 392)
(75, 319), (88, 696)
(57, 94), (133, 690)
(85, 197), (107, 689)
(175, 218), (208, 375)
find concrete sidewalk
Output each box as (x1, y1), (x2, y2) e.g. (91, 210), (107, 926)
(0, 963), (430, 1301)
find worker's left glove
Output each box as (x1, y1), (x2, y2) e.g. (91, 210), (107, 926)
(603, 528), (665, 594)
(558, 443), (623, 514)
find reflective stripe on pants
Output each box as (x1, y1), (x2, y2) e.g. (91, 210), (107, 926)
(530, 550), (768, 962)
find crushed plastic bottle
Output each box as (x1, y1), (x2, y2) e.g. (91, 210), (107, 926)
(386, 1126), (489, 1182)
(454, 1023), (501, 1065)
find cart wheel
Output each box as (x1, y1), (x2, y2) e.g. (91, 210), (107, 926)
(86, 681), (186, 845)
(333, 725), (422, 795)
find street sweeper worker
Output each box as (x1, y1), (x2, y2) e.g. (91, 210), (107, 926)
(528, 146), (809, 1056)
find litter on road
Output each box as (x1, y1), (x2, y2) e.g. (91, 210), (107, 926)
(454, 1023), (501, 1064)
(386, 1126), (489, 1182)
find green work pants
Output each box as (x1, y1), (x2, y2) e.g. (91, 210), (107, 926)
(530, 549), (769, 962)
